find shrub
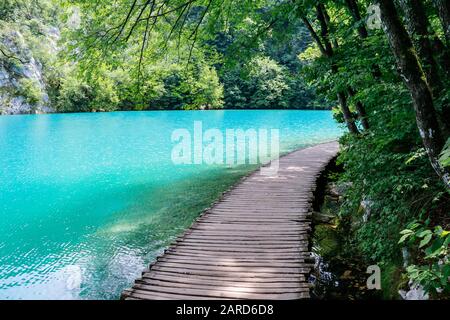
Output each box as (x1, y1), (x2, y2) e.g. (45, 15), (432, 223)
(56, 76), (93, 112)
(16, 78), (43, 105)
(399, 222), (450, 297)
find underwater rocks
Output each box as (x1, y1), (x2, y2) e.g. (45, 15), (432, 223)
(399, 281), (429, 300)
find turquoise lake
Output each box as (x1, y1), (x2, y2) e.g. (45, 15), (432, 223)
(0, 110), (342, 300)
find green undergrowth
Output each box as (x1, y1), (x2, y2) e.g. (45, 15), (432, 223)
(327, 133), (450, 300)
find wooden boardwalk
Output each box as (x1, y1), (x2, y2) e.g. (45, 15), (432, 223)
(121, 141), (339, 300)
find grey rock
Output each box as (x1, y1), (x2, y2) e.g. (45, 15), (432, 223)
(313, 211), (335, 224)
(0, 27), (57, 115)
(399, 285), (430, 300)
(399, 282), (429, 300)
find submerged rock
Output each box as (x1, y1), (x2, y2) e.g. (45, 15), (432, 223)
(399, 281), (429, 300)
(361, 199), (374, 222)
(313, 211), (335, 224)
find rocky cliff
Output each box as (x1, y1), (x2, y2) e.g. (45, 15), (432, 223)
(0, 9), (59, 115)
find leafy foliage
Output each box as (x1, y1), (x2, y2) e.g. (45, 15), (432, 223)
(294, 0), (450, 298)
(440, 138), (450, 167)
(399, 222), (450, 296)
(16, 78), (43, 105)
(1, 0), (320, 112)
(53, 0), (318, 111)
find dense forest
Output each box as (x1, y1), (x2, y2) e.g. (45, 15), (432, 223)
(1, 0), (450, 299)
(0, 0), (322, 114)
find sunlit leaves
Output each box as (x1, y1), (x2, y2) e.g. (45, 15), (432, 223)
(400, 222), (450, 295)
(439, 138), (450, 167)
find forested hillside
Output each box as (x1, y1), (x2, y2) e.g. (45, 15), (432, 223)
(0, 0), (320, 114)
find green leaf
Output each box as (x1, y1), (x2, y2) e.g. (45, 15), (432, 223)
(443, 265), (450, 279)
(419, 233), (432, 248)
(418, 230), (432, 238)
(399, 233), (412, 244)
(440, 230), (450, 238)
(439, 138), (450, 167)
(444, 235), (450, 246)
(408, 222), (421, 230)
(406, 148), (426, 165)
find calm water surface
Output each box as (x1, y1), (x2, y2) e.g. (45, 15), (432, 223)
(0, 110), (342, 299)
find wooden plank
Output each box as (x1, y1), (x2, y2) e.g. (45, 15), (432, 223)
(184, 230), (308, 236)
(172, 244), (308, 252)
(143, 271), (306, 283)
(190, 224), (308, 231)
(123, 289), (223, 300)
(140, 273), (307, 288)
(157, 260), (307, 269)
(152, 261), (311, 273)
(157, 257), (313, 268)
(150, 263), (312, 275)
(164, 249), (311, 260)
(163, 252), (313, 262)
(177, 238), (306, 244)
(133, 281), (310, 297)
(128, 285), (304, 300)
(146, 267), (310, 279)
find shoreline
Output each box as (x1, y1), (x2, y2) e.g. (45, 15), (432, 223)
(0, 108), (333, 117)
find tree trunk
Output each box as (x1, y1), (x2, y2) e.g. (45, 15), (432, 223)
(428, 1), (450, 77)
(430, 1), (450, 134)
(339, 0), (371, 130)
(377, 0), (450, 188)
(316, 4), (360, 134)
(337, 91), (360, 134)
(344, 0), (383, 81)
(345, 0), (383, 81)
(321, 3), (340, 49)
(434, 0), (450, 45)
(431, 36), (450, 76)
(299, 6), (360, 134)
(345, 0), (369, 39)
(399, 0), (450, 135)
(348, 87), (370, 131)
(316, 4), (334, 56)
(398, 0), (442, 94)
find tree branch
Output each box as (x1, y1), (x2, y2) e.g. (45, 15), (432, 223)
(0, 47), (25, 64)
(300, 15), (328, 57)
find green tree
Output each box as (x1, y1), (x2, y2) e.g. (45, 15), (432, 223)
(246, 56), (289, 109)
